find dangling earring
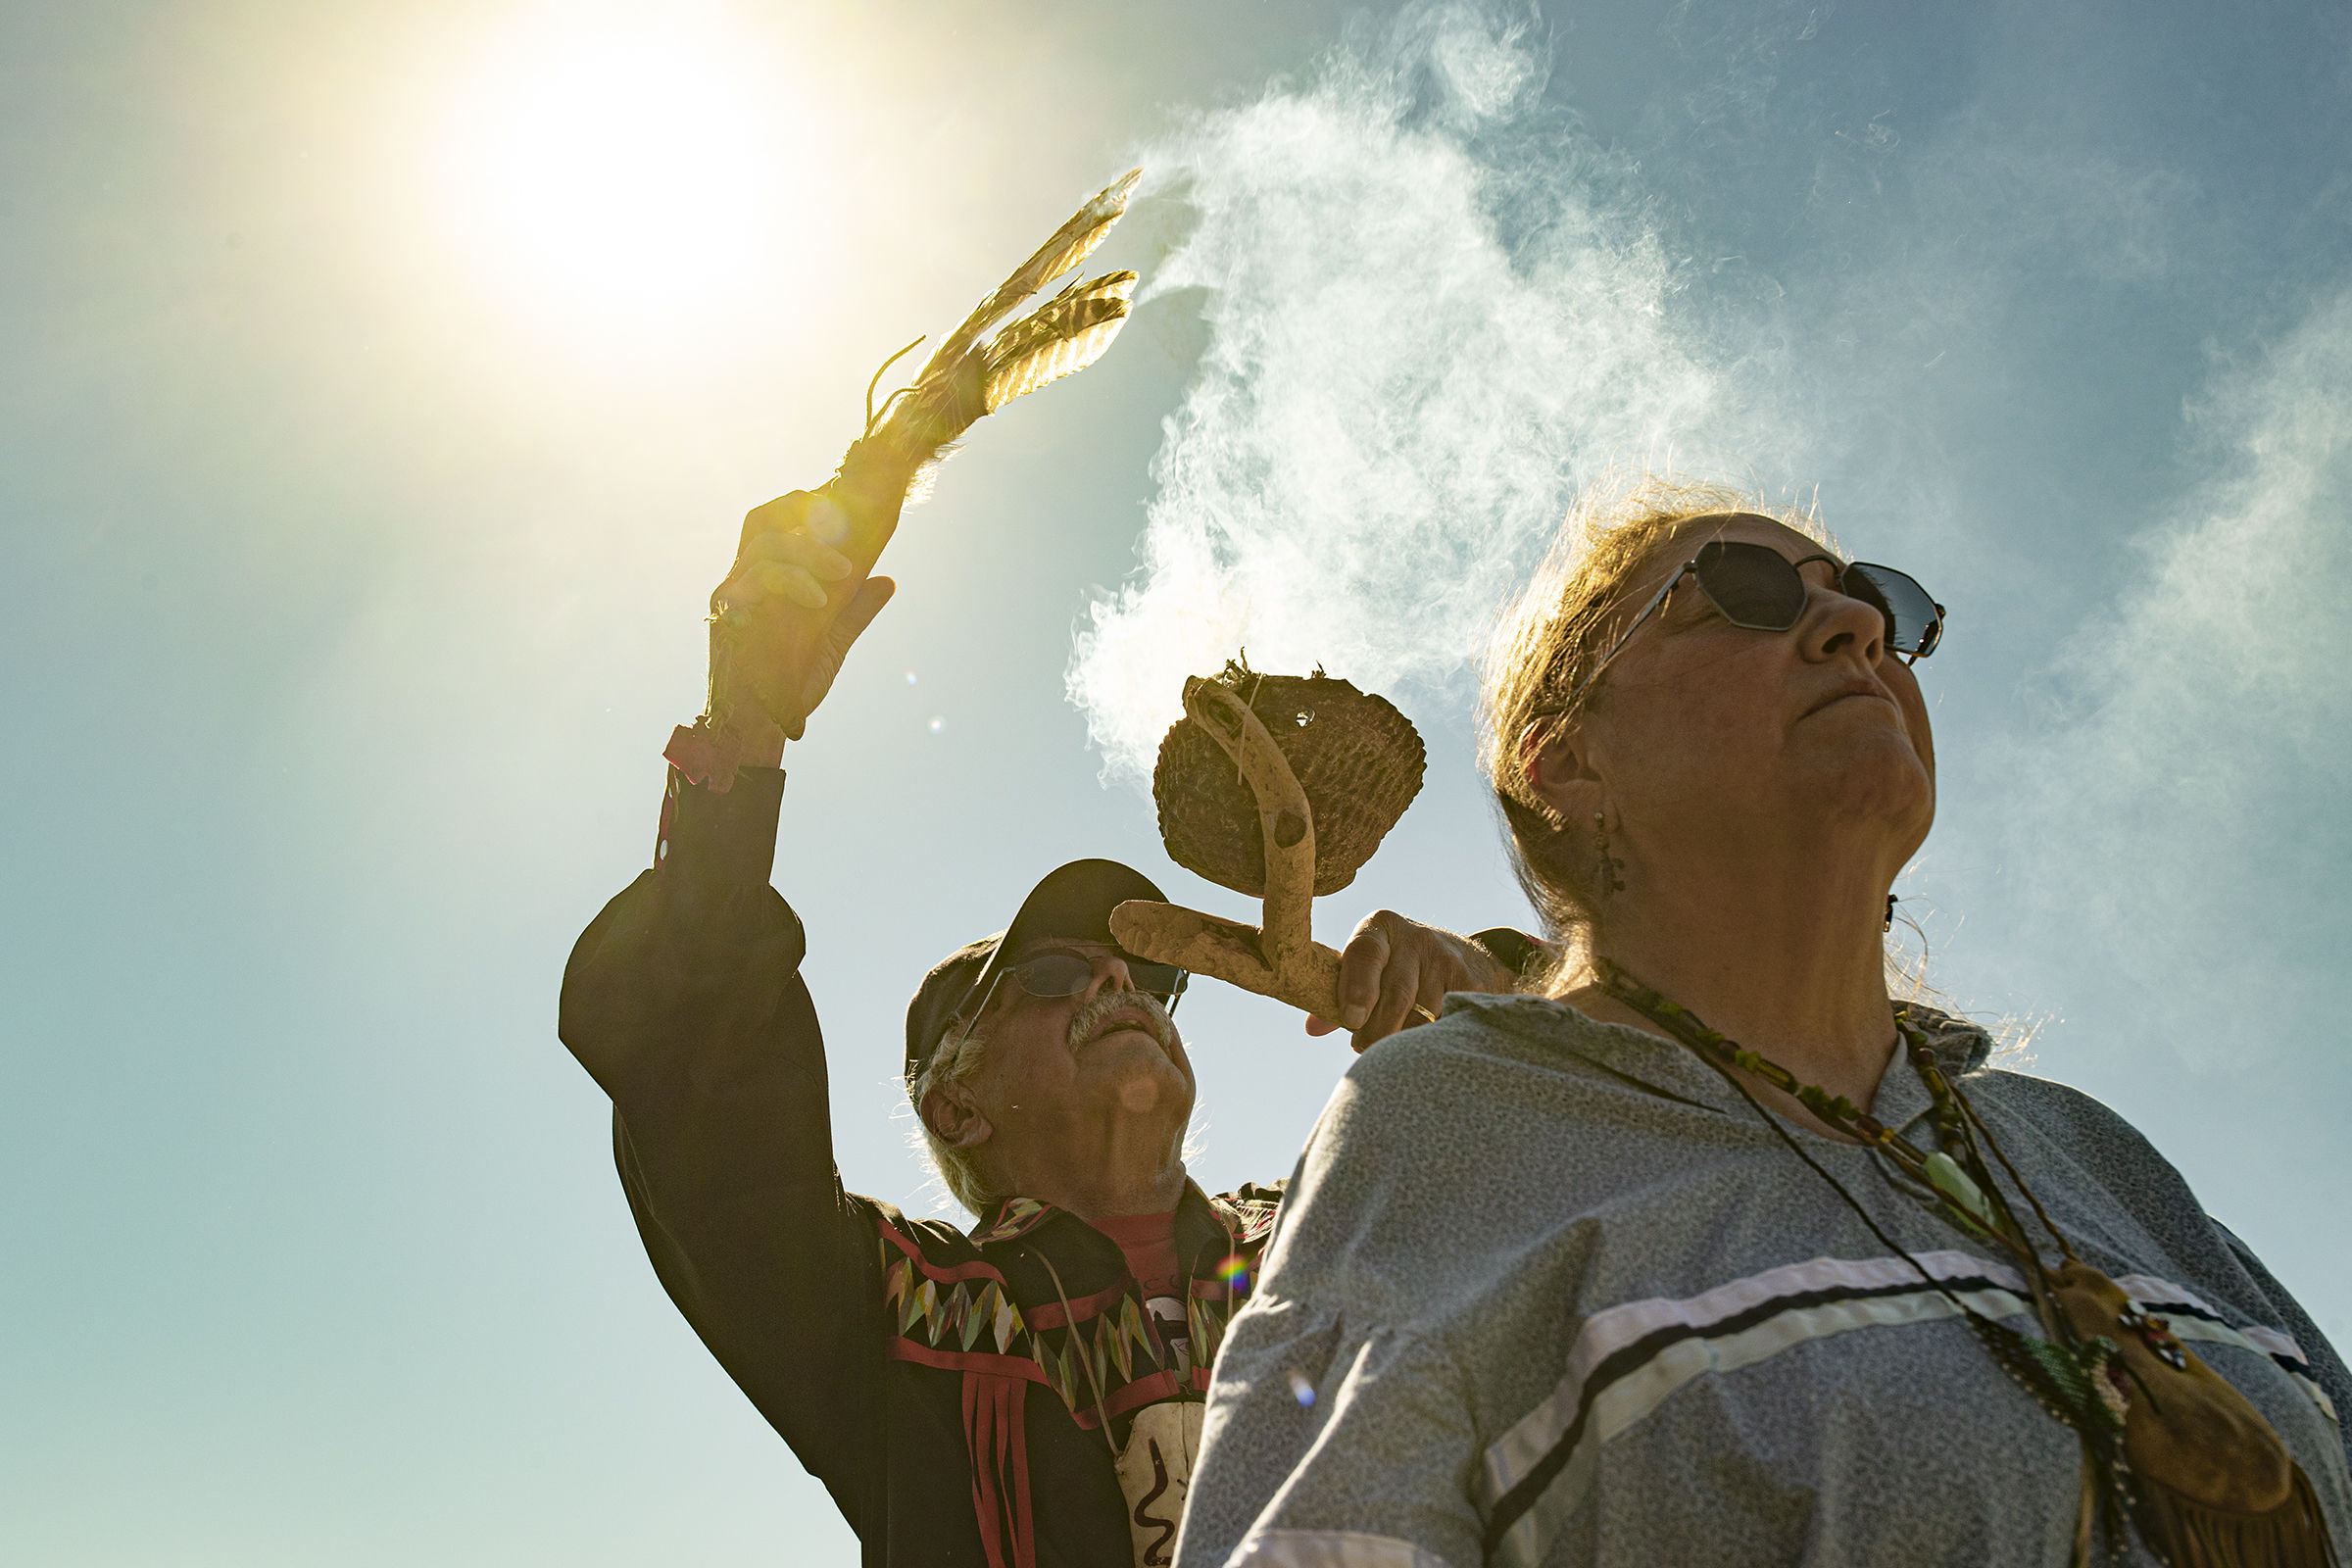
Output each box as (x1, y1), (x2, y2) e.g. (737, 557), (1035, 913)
(1884, 893), (1897, 932)
(1593, 811), (1626, 898)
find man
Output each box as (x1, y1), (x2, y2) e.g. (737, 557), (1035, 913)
(557, 487), (1528, 1567)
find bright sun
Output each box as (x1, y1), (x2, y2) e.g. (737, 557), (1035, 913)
(439, 16), (812, 324)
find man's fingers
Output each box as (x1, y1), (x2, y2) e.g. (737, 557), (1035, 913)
(831, 574), (896, 649)
(786, 575), (899, 738)
(1336, 918), (1394, 1031)
(804, 492), (854, 546)
(738, 491), (814, 554)
(753, 560), (829, 610)
(746, 529), (854, 581)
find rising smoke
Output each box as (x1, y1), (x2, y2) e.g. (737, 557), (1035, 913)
(1065, 0), (2352, 1090)
(1065, 5), (1770, 785)
(1993, 282), (2352, 1071)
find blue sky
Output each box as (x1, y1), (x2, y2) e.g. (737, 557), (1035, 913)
(3, 2), (2348, 1563)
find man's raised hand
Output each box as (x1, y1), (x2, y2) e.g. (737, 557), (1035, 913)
(707, 490), (898, 761)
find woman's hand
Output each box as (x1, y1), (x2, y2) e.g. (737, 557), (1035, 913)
(1307, 911), (1521, 1053)
(706, 490), (898, 761)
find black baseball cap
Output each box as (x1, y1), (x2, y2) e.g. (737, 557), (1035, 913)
(903, 858), (1173, 1085)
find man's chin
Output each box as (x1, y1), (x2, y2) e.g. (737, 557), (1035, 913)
(1083, 1030), (1194, 1095)
(1081, 1025), (1176, 1063)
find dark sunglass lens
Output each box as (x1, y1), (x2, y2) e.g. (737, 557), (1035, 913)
(1129, 962), (1189, 1013)
(1694, 541), (1807, 628)
(1847, 564), (1942, 656)
(1840, 565), (1893, 640)
(1011, 954), (1097, 999)
(1128, 961), (1186, 997)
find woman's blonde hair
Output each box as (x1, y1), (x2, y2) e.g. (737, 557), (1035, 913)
(1479, 476), (1830, 970)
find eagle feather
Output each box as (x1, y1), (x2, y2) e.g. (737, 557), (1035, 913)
(982, 270), (1138, 412)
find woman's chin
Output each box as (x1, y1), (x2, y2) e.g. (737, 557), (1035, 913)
(1797, 732), (1936, 834)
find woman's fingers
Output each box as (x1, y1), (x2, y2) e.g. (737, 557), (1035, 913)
(1335, 911), (1507, 1052)
(1337, 910), (1441, 1053)
(1335, 919), (1394, 1031)
(1355, 945), (1425, 1051)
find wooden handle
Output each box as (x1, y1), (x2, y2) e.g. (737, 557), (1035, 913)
(1122, 677), (1340, 1020)
(1111, 900), (1343, 1020)
(1179, 678), (1316, 966)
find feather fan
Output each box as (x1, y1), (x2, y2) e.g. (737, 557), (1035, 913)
(857, 170), (1143, 483)
(723, 170), (1148, 744)
(915, 168), (1142, 384)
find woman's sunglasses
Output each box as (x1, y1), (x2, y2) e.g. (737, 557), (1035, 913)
(1564, 540), (1944, 711)
(960, 951), (1189, 1028)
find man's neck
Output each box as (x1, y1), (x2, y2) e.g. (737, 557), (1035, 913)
(987, 1121), (1189, 1226)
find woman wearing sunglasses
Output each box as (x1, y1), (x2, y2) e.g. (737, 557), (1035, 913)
(1176, 483), (2350, 1568)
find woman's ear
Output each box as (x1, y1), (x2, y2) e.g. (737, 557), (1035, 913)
(921, 1085), (994, 1152)
(1519, 715), (1604, 824)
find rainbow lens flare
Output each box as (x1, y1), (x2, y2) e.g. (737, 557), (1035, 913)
(1214, 1253), (1250, 1291)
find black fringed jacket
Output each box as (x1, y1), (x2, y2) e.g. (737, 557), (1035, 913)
(558, 764), (1284, 1568)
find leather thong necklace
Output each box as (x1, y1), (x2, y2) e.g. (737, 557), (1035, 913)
(1595, 958), (2337, 1568)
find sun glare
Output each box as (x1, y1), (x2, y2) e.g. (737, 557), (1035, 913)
(439, 17), (816, 326)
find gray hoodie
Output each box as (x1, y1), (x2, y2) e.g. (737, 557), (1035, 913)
(1174, 994), (2351, 1568)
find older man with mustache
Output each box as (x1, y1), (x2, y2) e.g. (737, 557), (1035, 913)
(556, 488), (1527, 1568)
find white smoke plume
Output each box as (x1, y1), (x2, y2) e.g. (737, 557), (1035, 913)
(1066, 6), (1758, 784)
(1060, 0), (2352, 1097)
(1993, 282), (2352, 1069)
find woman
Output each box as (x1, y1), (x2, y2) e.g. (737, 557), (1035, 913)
(1173, 481), (2351, 1568)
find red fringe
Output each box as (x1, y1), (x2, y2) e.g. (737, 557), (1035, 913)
(962, 1371), (1037, 1568)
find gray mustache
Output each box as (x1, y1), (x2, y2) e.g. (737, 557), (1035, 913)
(1067, 989), (1178, 1052)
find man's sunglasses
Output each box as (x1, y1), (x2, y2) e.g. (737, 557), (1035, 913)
(1564, 540), (1944, 711)
(959, 952), (1189, 1028)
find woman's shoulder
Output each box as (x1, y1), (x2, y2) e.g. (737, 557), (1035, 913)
(1959, 1053), (2218, 1245)
(1329, 990), (1746, 1146)
(1263, 997), (1671, 1329)
(1964, 1056), (2177, 1170)
(1305, 996), (1575, 1176)
(1351, 990), (1661, 1083)
(1958, 1059), (2269, 1304)
(1899, 1004), (2181, 1181)
(1294, 993), (1726, 1227)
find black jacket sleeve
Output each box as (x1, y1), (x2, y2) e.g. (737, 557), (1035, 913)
(558, 763), (886, 1514)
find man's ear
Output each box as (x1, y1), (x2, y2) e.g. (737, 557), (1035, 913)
(921, 1085), (994, 1152)
(1518, 716), (1604, 822)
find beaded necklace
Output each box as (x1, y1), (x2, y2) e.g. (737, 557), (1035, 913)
(1593, 958), (2337, 1568)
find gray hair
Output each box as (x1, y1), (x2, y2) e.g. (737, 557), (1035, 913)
(909, 1015), (1001, 1214)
